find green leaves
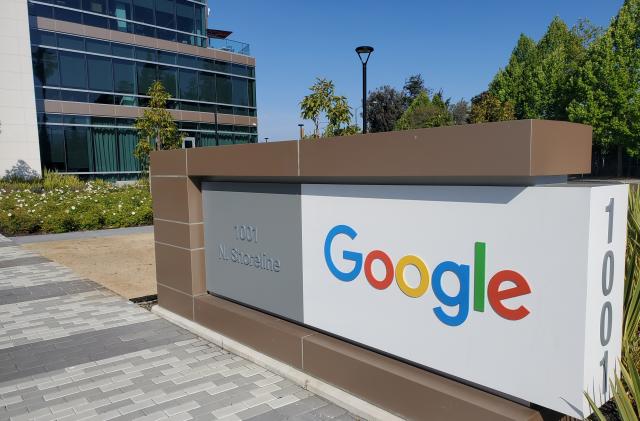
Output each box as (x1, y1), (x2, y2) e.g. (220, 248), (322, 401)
(468, 92), (515, 123)
(300, 78), (354, 138)
(134, 81), (183, 171)
(395, 91), (453, 130)
(567, 0), (640, 176)
(490, 17), (590, 122)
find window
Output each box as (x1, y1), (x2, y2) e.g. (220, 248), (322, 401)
(117, 129), (140, 171)
(234, 134), (251, 144)
(58, 51), (86, 89)
(110, 18), (133, 33)
(215, 60), (231, 74)
(57, 34), (84, 51)
(112, 43), (134, 58)
(202, 58), (216, 72)
(199, 103), (216, 113)
(65, 126), (91, 172)
(60, 90), (88, 102)
(155, 0), (175, 29)
(218, 132), (233, 145)
(30, 30), (57, 47)
(135, 47), (156, 61)
(134, 24), (155, 38)
(231, 78), (248, 106)
(39, 126), (66, 171)
(83, 0), (107, 13)
(177, 54), (198, 68)
(83, 13), (109, 29)
(175, 0), (194, 33)
(136, 62), (156, 95)
(113, 58), (136, 93)
(231, 64), (247, 77)
(157, 66), (177, 97)
(56, 0), (81, 8)
(157, 50), (176, 65)
(85, 39), (111, 54)
(32, 47), (59, 86)
(29, 3), (53, 18)
(198, 72), (215, 102)
(248, 80), (256, 107)
(156, 29), (176, 42)
(178, 68), (197, 100)
(132, 0), (154, 24)
(87, 55), (113, 91)
(109, 0), (132, 19)
(92, 127), (118, 172)
(216, 74), (232, 104)
(194, 4), (204, 35)
(89, 92), (114, 104)
(54, 7), (82, 24)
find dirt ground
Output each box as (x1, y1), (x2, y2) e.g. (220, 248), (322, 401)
(23, 233), (156, 299)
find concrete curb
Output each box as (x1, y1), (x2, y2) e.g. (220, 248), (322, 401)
(10, 225), (154, 244)
(152, 305), (403, 421)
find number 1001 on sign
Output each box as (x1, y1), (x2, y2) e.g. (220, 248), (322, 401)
(599, 198), (615, 396)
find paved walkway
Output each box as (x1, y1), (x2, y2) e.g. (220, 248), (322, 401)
(0, 235), (358, 420)
(11, 226), (154, 245)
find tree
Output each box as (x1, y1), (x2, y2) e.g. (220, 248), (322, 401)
(395, 91), (453, 130)
(568, 0), (640, 176)
(366, 86), (406, 132)
(325, 94), (355, 137)
(468, 92), (515, 123)
(300, 78), (353, 138)
(403, 74), (429, 105)
(489, 17), (587, 121)
(450, 99), (469, 125)
(489, 34), (539, 119)
(134, 81), (182, 172)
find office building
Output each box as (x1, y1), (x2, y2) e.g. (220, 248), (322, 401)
(1, 0), (257, 179)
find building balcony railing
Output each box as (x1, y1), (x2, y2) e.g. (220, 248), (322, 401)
(208, 37), (250, 56)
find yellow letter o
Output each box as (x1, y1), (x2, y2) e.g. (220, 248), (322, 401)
(395, 255), (430, 298)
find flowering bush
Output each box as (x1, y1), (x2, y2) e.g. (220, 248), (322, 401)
(0, 177), (153, 236)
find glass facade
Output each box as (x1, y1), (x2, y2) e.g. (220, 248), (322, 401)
(27, 0), (258, 178)
(37, 114), (258, 175)
(29, 0), (211, 48)
(30, 30), (256, 115)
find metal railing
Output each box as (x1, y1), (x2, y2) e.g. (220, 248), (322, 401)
(208, 38), (251, 56)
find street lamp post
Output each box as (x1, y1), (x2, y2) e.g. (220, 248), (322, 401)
(298, 123), (304, 140)
(355, 46), (374, 134)
(264, 137), (269, 143)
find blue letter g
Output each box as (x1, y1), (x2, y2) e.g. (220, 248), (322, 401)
(324, 225), (362, 282)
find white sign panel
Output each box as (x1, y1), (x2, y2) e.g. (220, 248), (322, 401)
(300, 184), (627, 417)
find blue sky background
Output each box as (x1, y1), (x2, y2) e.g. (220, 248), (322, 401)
(208, 1), (623, 141)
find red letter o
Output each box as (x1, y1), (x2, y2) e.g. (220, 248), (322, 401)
(364, 250), (394, 290)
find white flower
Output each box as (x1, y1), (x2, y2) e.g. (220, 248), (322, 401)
(7, 213), (12, 217)
(131, 211), (136, 215)
(71, 206), (76, 210)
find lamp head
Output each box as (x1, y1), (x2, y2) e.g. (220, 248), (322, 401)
(355, 46), (374, 64)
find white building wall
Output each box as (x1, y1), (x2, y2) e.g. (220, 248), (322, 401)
(0, 0), (41, 178)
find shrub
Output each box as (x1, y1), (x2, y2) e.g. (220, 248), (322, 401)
(0, 177), (153, 236)
(42, 169), (84, 191)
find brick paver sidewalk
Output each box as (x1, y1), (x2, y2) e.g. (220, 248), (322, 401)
(0, 235), (358, 420)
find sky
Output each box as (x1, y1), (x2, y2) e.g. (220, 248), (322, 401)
(208, 0), (624, 142)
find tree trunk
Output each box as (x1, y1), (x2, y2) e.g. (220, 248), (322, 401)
(617, 145), (623, 178)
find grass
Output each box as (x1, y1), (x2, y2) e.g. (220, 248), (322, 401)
(0, 171), (152, 236)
